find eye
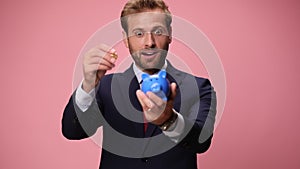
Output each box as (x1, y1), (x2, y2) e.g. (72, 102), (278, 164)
(134, 30), (144, 37)
(153, 29), (163, 36)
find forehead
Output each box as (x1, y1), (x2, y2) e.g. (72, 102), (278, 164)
(126, 11), (168, 30)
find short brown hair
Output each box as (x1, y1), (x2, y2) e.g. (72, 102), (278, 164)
(120, 0), (172, 33)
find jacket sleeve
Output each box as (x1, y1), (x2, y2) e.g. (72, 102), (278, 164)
(178, 78), (217, 153)
(61, 91), (103, 140)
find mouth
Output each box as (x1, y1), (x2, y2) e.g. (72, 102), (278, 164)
(140, 50), (159, 58)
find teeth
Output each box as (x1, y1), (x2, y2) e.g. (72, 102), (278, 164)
(142, 51), (156, 55)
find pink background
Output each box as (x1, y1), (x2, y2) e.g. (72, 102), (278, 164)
(1, 0), (300, 168)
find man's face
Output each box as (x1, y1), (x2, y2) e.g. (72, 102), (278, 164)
(123, 9), (172, 72)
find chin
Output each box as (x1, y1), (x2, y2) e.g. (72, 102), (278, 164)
(143, 62), (164, 70)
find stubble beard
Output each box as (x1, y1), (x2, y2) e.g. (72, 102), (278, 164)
(128, 44), (169, 74)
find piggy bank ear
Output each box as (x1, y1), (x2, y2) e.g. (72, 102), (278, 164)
(141, 73), (149, 80)
(158, 70), (167, 78)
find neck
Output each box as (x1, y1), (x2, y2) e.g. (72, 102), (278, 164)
(142, 68), (161, 75)
(134, 60), (167, 75)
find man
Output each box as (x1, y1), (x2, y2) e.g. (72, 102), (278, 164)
(62, 0), (216, 168)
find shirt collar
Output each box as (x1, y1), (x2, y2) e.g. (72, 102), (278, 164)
(133, 60), (168, 83)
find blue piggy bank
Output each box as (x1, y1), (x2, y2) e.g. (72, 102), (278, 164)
(141, 70), (170, 101)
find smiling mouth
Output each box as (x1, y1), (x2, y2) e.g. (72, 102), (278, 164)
(141, 50), (159, 57)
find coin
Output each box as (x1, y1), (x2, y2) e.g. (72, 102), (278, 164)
(110, 53), (118, 59)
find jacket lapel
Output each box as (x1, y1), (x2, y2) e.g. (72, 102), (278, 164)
(115, 65), (145, 138)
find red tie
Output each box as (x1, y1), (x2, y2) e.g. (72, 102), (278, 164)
(144, 115), (148, 133)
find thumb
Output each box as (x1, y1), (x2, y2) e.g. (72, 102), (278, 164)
(169, 82), (177, 101)
(95, 70), (107, 85)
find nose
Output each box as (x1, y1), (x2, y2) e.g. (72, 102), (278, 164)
(144, 32), (155, 48)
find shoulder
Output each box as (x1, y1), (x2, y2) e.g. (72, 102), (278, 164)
(167, 62), (211, 87)
(170, 68), (214, 100)
(194, 76), (212, 90)
(172, 67), (212, 89)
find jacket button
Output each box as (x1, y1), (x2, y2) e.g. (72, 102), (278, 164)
(141, 158), (148, 163)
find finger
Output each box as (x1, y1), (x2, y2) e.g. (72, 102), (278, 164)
(96, 70), (106, 82)
(136, 90), (147, 109)
(96, 44), (118, 63)
(84, 64), (111, 76)
(136, 90), (153, 109)
(98, 64), (113, 71)
(89, 49), (117, 65)
(85, 56), (103, 65)
(85, 48), (106, 59)
(85, 50), (116, 69)
(84, 64), (102, 73)
(96, 44), (113, 53)
(169, 83), (177, 101)
(146, 91), (166, 108)
(102, 50), (118, 65)
(98, 58), (115, 69)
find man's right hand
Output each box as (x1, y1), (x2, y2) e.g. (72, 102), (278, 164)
(82, 44), (117, 93)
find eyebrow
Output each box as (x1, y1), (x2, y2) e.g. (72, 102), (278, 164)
(131, 25), (167, 33)
(131, 23), (167, 31)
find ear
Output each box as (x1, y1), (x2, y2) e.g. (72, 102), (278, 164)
(168, 26), (172, 44)
(158, 70), (167, 78)
(122, 31), (129, 48)
(141, 73), (149, 80)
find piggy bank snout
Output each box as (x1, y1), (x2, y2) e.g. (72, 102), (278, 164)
(150, 83), (161, 93)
